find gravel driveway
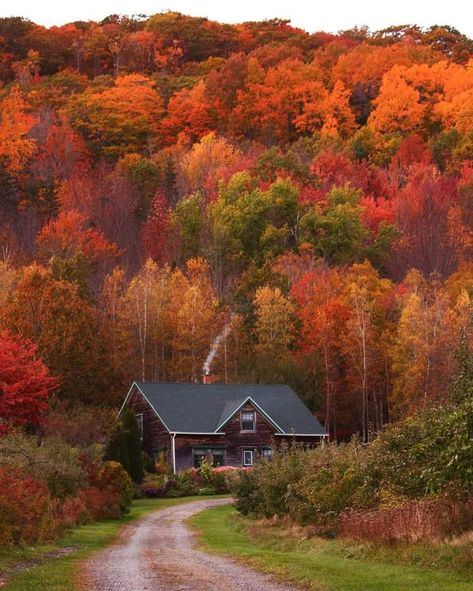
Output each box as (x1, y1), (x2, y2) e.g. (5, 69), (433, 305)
(85, 497), (297, 591)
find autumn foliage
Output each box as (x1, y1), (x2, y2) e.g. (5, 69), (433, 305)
(0, 12), (472, 443)
(0, 330), (57, 433)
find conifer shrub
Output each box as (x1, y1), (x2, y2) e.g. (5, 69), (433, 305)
(105, 407), (144, 484)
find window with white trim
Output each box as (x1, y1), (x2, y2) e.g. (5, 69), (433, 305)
(240, 410), (256, 431)
(242, 449), (254, 467)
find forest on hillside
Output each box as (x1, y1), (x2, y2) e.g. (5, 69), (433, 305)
(0, 13), (473, 443)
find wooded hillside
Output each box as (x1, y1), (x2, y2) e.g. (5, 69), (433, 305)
(0, 14), (472, 440)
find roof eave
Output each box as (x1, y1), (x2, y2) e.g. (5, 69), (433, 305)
(171, 431), (226, 435)
(214, 396), (284, 434)
(274, 432), (328, 437)
(120, 382), (173, 433)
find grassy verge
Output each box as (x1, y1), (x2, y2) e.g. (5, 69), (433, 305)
(190, 505), (473, 591)
(1, 495), (227, 591)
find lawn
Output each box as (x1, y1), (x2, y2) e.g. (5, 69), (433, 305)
(190, 504), (473, 591)
(0, 495), (226, 591)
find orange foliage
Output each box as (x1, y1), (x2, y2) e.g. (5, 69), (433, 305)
(37, 209), (120, 264)
(0, 86), (36, 173)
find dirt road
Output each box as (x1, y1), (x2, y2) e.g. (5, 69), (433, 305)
(85, 498), (297, 591)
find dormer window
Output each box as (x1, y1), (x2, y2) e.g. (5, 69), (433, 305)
(241, 410), (256, 431)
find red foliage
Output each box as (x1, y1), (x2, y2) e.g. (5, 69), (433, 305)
(390, 163), (468, 278)
(142, 193), (172, 264)
(78, 486), (122, 520)
(0, 330), (57, 434)
(361, 195), (396, 232)
(37, 209), (121, 265)
(0, 468), (54, 547)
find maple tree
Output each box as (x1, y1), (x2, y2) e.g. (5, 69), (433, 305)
(162, 80), (212, 145)
(37, 209), (120, 265)
(0, 330), (57, 433)
(291, 267), (349, 437)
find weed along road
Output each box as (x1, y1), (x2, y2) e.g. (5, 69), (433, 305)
(85, 498), (296, 591)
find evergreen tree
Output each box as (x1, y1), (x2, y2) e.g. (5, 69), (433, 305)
(104, 423), (131, 477)
(122, 406), (144, 484)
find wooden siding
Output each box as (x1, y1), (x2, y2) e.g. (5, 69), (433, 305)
(126, 392), (322, 471)
(174, 435), (227, 471)
(127, 388), (172, 466)
(222, 403), (277, 466)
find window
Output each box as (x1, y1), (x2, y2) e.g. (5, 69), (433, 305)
(261, 448), (272, 461)
(194, 450), (207, 469)
(242, 449), (254, 467)
(241, 410), (256, 431)
(135, 413), (144, 439)
(193, 448), (225, 468)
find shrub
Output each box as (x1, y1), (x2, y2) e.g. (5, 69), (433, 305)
(0, 468), (56, 547)
(92, 461), (134, 516)
(209, 466), (237, 493)
(140, 464), (232, 498)
(175, 469), (204, 496)
(225, 468), (261, 515)
(56, 494), (88, 528)
(44, 400), (115, 448)
(78, 487), (122, 520)
(0, 432), (86, 499)
(287, 441), (380, 527)
(141, 473), (178, 498)
(228, 400), (473, 538)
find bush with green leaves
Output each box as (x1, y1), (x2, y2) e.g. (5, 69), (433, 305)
(0, 431), (86, 499)
(227, 399), (473, 534)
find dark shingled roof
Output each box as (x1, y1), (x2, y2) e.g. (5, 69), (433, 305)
(127, 382), (327, 436)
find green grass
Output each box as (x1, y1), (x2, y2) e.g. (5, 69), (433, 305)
(190, 505), (473, 591)
(1, 495), (227, 591)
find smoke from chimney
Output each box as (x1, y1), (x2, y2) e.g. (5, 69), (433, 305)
(202, 319), (233, 379)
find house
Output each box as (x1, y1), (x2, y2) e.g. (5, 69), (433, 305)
(120, 379), (327, 472)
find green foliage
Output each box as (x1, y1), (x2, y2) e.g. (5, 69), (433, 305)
(228, 401), (473, 531)
(104, 424), (131, 473)
(451, 335), (473, 404)
(121, 407), (144, 484)
(0, 432), (85, 500)
(94, 461), (134, 516)
(192, 504), (473, 591)
(208, 173), (301, 281)
(174, 192), (203, 261)
(105, 407), (143, 484)
(301, 186), (367, 264)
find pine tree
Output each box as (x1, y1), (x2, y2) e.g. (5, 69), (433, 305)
(122, 407), (144, 484)
(104, 424), (131, 477)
